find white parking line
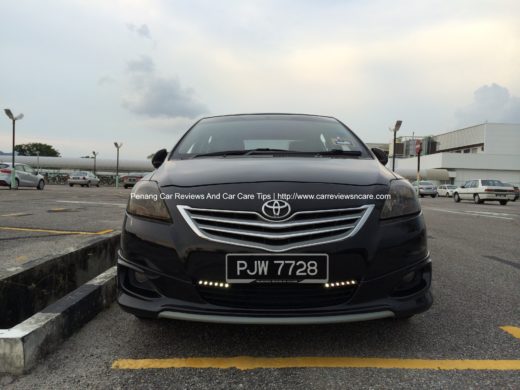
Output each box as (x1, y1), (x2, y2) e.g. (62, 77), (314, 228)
(423, 207), (515, 220)
(55, 200), (127, 207)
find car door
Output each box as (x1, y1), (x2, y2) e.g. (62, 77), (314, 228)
(460, 180), (473, 199)
(91, 173), (100, 185)
(14, 164), (29, 186)
(23, 165), (38, 186)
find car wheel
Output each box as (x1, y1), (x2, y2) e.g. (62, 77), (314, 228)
(37, 180), (45, 190)
(12, 178), (20, 189)
(69, 183), (73, 187)
(431, 194), (437, 198)
(499, 200), (508, 206)
(96, 183), (100, 187)
(446, 192), (450, 197)
(454, 193), (461, 202)
(474, 194), (483, 204)
(419, 194), (424, 198)
(86, 181), (91, 188)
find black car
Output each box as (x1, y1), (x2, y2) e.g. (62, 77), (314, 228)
(118, 114), (432, 324)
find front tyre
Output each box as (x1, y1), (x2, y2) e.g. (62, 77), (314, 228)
(431, 194), (437, 198)
(474, 194), (483, 204)
(499, 200), (508, 206)
(454, 193), (461, 202)
(37, 180), (45, 190)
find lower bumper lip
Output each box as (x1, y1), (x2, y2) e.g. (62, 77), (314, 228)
(157, 310), (394, 325)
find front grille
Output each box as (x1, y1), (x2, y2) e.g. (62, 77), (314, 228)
(178, 204), (374, 252)
(198, 284), (356, 309)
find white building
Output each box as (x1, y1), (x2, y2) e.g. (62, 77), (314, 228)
(394, 123), (520, 186)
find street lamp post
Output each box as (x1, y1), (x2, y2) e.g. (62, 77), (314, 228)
(4, 109), (24, 189)
(92, 151), (98, 175)
(114, 142), (123, 188)
(389, 120), (402, 171)
(36, 151), (40, 174)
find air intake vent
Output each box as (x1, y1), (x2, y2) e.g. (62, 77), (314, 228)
(178, 204), (374, 252)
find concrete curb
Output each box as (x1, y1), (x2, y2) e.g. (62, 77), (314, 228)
(0, 267), (117, 374)
(0, 232), (120, 329)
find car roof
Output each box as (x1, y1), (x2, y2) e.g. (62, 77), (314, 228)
(198, 113), (339, 123)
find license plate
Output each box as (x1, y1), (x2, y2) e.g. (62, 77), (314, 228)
(226, 254), (328, 284)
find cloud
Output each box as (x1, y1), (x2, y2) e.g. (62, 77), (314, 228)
(126, 23), (151, 39)
(455, 83), (520, 126)
(127, 55), (154, 73)
(97, 75), (116, 85)
(123, 56), (208, 118)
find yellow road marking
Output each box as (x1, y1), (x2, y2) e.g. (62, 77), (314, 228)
(112, 357), (520, 371)
(0, 226), (114, 235)
(501, 326), (520, 339)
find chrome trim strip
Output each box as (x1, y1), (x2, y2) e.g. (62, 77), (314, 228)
(177, 204), (375, 253)
(190, 212), (363, 229)
(198, 223), (354, 240)
(158, 310), (395, 324)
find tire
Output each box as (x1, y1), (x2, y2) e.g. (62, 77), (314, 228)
(80, 184), (84, 187)
(37, 180), (45, 190)
(419, 194), (424, 198)
(499, 200), (508, 206)
(124, 185), (129, 189)
(69, 183), (73, 187)
(446, 192), (450, 198)
(86, 181), (91, 188)
(474, 194), (483, 204)
(454, 193), (461, 202)
(96, 183), (100, 187)
(431, 194), (437, 198)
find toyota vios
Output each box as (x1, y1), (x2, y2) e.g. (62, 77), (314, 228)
(118, 114), (432, 324)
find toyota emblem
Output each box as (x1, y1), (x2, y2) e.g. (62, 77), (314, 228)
(261, 200), (291, 219)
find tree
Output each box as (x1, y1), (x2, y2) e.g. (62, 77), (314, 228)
(14, 143), (61, 157)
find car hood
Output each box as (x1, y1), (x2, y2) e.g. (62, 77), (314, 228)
(152, 158), (396, 187)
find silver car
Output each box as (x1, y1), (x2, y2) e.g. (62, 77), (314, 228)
(0, 162), (45, 190)
(68, 171), (100, 187)
(412, 180), (438, 198)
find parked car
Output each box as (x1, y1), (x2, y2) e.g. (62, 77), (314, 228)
(117, 113), (432, 324)
(0, 162), (45, 190)
(411, 181), (438, 198)
(437, 184), (457, 197)
(68, 171), (100, 187)
(121, 172), (148, 189)
(453, 179), (515, 205)
(503, 183), (519, 201)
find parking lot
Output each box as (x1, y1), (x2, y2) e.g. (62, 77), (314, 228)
(1, 187), (520, 388)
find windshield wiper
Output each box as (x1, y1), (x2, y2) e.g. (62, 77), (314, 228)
(314, 149), (362, 157)
(192, 148), (297, 158)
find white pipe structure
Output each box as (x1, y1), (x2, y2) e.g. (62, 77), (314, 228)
(394, 168), (450, 181)
(0, 155), (153, 172)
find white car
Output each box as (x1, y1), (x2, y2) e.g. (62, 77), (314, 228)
(438, 184), (457, 197)
(453, 179), (515, 205)
(0, 162), (45, 190)
(68, 171), (100, 187)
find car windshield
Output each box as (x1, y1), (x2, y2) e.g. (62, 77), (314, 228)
(447, 185), (456, 189)
(419, 181), (434, 186)
(482, 180), (504, 186)
(172, 115), (369, 159)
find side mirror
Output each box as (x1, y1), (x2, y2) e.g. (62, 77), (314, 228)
(152, 149), (168, 169)
(371, 147), (388, 166)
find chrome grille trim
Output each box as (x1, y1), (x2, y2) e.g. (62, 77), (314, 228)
(177, 204), (375, 253)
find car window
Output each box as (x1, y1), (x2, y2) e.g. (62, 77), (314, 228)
(482, 180), (504, 186)
(24, 165), (35, 174)
(173, 116), (370, 158)
(15, 165), (25, 171)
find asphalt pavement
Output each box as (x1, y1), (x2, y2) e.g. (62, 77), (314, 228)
(0, 185), (128, 273)
(1, 190), (519, 389)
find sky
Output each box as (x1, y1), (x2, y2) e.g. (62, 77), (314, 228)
(1, 0), (519, 158)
